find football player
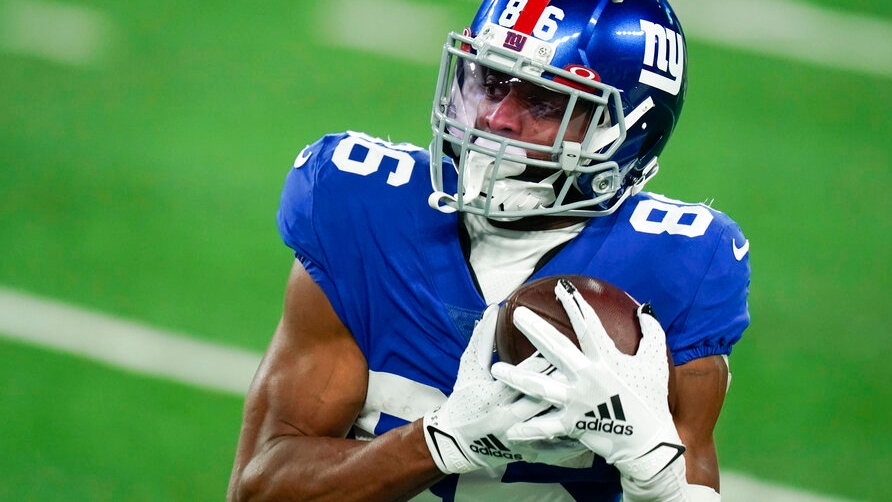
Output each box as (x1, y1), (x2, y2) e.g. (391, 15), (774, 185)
(227, 0), (749, 500)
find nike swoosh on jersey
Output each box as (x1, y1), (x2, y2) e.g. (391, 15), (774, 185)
(732, 238), (749, 261)
(293, 146), (312, 168)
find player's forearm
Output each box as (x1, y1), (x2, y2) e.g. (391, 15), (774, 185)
(231, 420), (445, 502)
(681, 439), (719, 491)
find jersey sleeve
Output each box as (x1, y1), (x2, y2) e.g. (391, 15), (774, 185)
(671, 216), (750, 365)
(275, 133), (345, 316)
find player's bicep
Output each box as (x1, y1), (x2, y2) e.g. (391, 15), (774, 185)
(244, 260), (368, 444)
(669, 354), (729, 490)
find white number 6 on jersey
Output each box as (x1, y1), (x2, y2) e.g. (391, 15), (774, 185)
(331, 133), (417, 187)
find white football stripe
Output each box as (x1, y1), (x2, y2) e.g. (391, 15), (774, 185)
(0, 286), (855, 502)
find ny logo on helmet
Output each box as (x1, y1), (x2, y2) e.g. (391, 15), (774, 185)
(503, 32), (527, 52)
(638, 20), (685, 96)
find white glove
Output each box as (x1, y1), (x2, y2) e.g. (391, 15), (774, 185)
(490, 278), (685, 481)
(423, 304), (588, 474)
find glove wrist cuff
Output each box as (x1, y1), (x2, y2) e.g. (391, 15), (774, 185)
(422, 412), (477, 475)
(615, 441), (686, 481)
(620, 454), (688, 501)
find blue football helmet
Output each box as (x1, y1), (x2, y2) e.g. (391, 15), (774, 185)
(429, 0), (688, 219)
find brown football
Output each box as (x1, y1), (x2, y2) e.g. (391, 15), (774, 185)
(495, 274), (676, 405)
(496, 275), (643, 364)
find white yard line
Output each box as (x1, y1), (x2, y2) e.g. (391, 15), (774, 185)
(315, 0), (454, 65)
(2, 0), (888, 78)
(0, 287), (261, 395)
(0, 286), (855, 502)
(671, 0), (892, 79)
(0, 0), (114, 67)
(326, 0), (892, 79)
(722, 472), (854, 502)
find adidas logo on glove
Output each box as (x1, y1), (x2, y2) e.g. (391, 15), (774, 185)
(469, 434), (524, 460)
(576, 394), (634, 436)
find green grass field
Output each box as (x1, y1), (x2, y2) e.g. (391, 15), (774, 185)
(1, 0), (890, 500)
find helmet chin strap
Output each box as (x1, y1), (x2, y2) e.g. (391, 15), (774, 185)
(460, 141), (526, 205)
(483, 172), (561, 215)
(460, 139), (563, 217)
(428, 144), (562, 217)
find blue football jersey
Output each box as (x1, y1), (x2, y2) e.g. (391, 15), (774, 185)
(277, 131), (750, 501)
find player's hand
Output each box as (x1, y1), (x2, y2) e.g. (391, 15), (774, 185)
(423, 304), (588, 474)
(490, 279), (685, 481)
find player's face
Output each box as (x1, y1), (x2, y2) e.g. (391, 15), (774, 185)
(474, 70), (593, 160)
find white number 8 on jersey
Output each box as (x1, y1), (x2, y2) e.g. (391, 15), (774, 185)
(629, 198), (714, 238)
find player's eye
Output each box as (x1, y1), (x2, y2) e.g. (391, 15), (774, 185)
(483, 76), (510, 100)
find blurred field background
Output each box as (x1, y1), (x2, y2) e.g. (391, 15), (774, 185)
(1, 0), (890, 500)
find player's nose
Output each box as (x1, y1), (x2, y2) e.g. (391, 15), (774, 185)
(484, 92), (524, 135)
